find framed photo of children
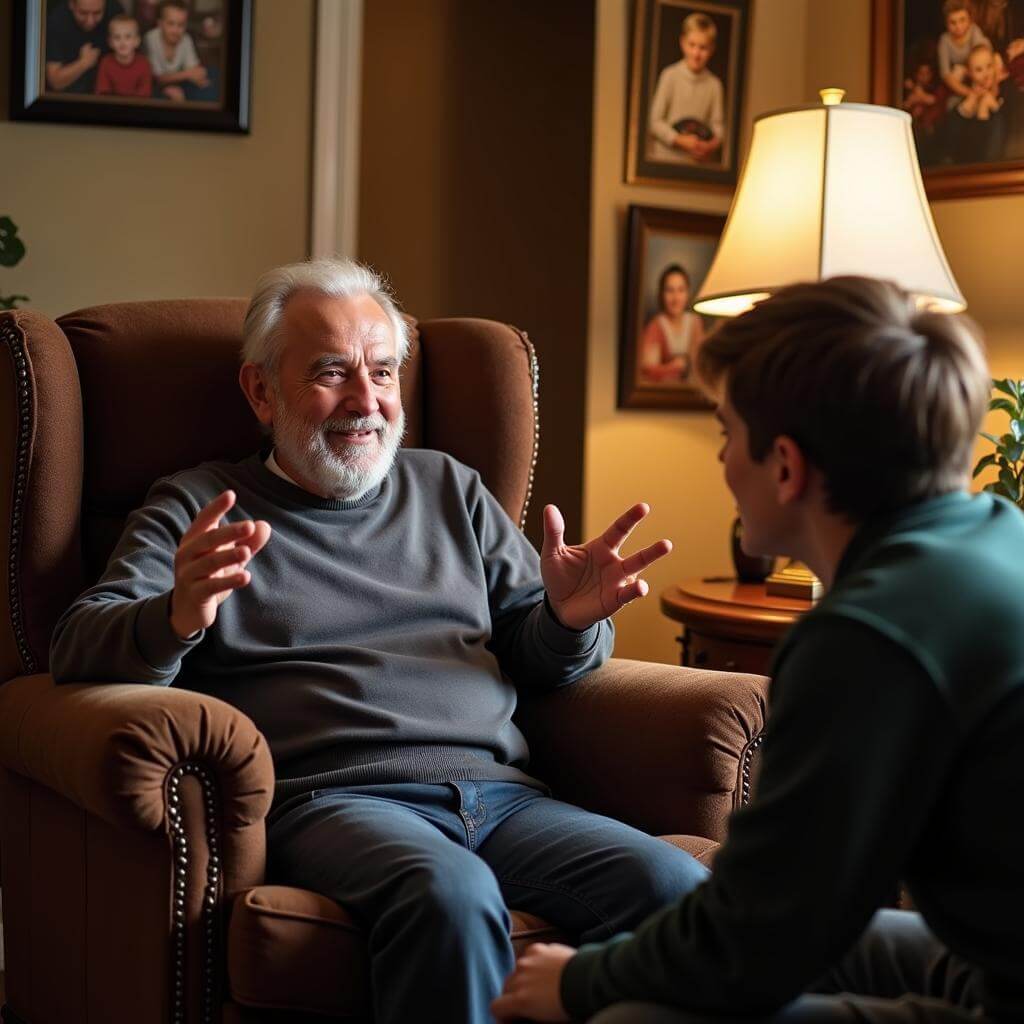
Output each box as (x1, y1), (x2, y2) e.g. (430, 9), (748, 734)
(9, 0), (253, 133)
(618, 205), (724, 410)
(626, 0), (751, 189)
(872, 0), (1024, 198)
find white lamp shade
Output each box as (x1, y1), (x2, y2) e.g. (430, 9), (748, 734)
(693, 102), (965, 316)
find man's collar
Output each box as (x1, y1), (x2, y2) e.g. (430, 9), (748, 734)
(265, 449), (303, 489)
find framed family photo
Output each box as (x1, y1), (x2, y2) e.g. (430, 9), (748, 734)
(872, 0), (1024, 198)
(626, 0), (751, 189)
(10, 0), (253, 133)
(618, 205), (724, 410)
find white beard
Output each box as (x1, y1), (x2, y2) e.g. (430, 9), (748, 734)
(271, 401), (405, 500)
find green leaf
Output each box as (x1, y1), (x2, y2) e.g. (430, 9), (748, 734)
(983, 482), (1001, 493)
(0, 294), (28, 310)
(994, 379), (1018, 399)
(0, 217), (26, 269)
(1000, 433), (1018, 448)
(981, 432), (1001, 445)
(990, 397), (1017, 416)
(1005, 443), (1024, 462)
(999, 468), (1020, 499)
(973, 453), (998, 477)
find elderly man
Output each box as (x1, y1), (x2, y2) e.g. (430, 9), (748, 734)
(50, 259), (708, 1024)
(45, 0), (124, 94)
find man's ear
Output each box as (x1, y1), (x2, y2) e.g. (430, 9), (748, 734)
(239, 363), (275, 429)
(772, 435), (809, 506)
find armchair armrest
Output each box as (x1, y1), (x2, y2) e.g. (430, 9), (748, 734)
(0, 672), (273, 836)
(515, 658), (769, 841)
(0, 673), (275, 1024)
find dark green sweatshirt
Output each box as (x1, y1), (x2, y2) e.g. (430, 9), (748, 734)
(50, 450), (613, 800)
(563, 492), (1024, 1022)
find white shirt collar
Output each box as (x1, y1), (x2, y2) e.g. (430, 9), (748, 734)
(265, 449), (303, 488)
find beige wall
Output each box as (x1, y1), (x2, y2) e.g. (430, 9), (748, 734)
(0, 0), (314, 317)
(587, 0), (1024, 665)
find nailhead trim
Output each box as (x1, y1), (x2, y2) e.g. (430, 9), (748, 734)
(0, 319), (37, 675)
(518, 331), (540, 531)
(166, 762), (222, 1024)
(740, 733), (764, 804)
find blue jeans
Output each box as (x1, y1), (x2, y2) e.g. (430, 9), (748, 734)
(266, 780), (709, 1024)
(589, 910), (989, 1023)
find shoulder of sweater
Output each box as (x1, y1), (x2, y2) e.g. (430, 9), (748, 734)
(397, 447), (481, 484)
(147, 455), (260, 503)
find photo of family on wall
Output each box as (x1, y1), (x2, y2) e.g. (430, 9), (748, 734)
(873, 0), (1024, 197)
(10, 0), (253, 132)
(618, 205), (724, 410)
(626, 0), (751, 189)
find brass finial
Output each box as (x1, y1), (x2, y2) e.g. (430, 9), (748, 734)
(820, 87), (846, 106)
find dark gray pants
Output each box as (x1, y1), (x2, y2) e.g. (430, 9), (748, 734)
(590, 910), (988, 1023)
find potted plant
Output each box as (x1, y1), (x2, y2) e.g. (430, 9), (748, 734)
(0, 216), (29, 310)
(973, 378), (1024, 508)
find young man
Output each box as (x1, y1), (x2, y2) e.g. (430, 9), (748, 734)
(493, 276), (1024, 1023)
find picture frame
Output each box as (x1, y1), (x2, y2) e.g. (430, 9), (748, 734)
(618, 204), (724, 410)
(10, 0), (253, 133)
(626, 0), (751, 189)
(871, 0), (1024, 199)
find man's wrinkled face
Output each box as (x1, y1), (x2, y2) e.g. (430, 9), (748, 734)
(268, 290), (405, 500)
(70, 0), (105, 32)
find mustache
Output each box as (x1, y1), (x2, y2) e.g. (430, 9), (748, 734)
(321, 415), (388, 434)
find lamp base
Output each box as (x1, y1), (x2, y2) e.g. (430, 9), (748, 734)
(764, 559), (823, 601)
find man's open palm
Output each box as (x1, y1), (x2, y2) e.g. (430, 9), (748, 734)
(541, 502), (671, 631)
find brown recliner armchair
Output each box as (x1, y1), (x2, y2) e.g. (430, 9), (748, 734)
(0, 301), (768, 1024)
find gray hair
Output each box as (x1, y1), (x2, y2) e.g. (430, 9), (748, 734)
(241, 258), (410, 377)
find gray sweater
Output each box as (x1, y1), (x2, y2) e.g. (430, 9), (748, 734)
(50, 449), (613, 800)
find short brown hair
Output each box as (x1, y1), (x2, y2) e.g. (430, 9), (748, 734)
(943, 0), (970, 18)
(697, 277), (989, 522)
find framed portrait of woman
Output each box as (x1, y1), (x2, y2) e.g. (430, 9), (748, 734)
(618, 205), (724, 410)
(626, 0), (751, 188)
(872, 0), (1024, 198)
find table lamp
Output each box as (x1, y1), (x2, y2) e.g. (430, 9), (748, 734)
(693, 89), (966, 599)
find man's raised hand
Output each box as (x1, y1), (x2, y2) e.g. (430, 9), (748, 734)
(540, 502), (672, 631)
(169, 490), (271, 639)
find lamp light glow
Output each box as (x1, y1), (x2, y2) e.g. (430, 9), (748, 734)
(692, 96), (965, 316)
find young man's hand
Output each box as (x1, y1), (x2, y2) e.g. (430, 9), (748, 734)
(492, 943), (575, 1022)
(541, 502), (671, 631)
(169, 490), (271, 639)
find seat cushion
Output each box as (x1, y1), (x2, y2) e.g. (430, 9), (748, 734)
(228, 835), (718, 1016)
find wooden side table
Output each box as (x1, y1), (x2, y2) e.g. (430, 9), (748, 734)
(661, 578), (813, 676)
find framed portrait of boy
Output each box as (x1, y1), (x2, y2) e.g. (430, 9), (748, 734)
(626, 0), (751, 189)
(619, 205), (724, 410)
(9, 0), (253, 133)
(872, 0), (1024, 198)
